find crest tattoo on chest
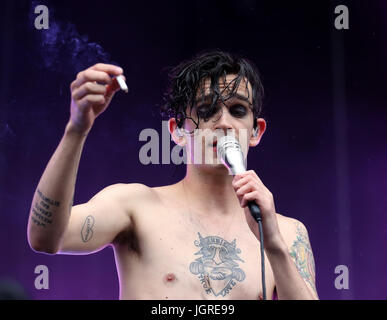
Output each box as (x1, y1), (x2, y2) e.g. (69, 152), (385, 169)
(189, 232), (246, 297)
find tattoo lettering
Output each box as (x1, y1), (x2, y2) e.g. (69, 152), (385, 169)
(31, 189), (59, 228)
(189, 232), (246, 297)
(37, 188), (60, 207)
(81, 215), (95, 242)
(289, 222), (317, 293)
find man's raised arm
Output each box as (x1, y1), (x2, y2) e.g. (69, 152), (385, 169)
(27, 63), (125, 254)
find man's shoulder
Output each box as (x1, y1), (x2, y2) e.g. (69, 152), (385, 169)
(90, 183), (160, 206)
(276, 213), (306, 229)
(276, 213), (310, 248)
(101, 182), (180, 204)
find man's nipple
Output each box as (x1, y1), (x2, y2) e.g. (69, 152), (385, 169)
(163, 273), (177, 286)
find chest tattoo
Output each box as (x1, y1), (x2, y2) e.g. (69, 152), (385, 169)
(189, 232), (246, 297)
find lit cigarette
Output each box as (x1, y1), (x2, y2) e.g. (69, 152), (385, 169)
(116, 75), (128, 93)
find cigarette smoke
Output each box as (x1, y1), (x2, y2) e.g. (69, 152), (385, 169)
(30, 1), (116, 75)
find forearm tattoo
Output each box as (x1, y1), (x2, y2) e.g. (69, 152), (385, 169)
(289, 222), (317, 294)
(81, 215), (95, 242)
(31, 189), (60, 228)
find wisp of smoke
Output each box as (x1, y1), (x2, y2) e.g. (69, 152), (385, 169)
(30, 1), (117, 75)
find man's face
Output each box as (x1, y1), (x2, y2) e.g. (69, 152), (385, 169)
(182, 74), (256, 167)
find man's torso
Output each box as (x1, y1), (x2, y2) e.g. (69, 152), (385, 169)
(111, 183), (283, 300)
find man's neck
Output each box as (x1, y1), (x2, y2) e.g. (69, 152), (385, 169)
(180, 164), (241, 217)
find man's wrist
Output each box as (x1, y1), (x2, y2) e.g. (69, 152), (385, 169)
(65, 120), (90, 139)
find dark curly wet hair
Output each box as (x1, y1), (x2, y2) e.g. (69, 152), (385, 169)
(161, 50), (264, 130)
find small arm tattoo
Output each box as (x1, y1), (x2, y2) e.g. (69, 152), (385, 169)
(31, 189), (60, 228)
(81, 215), (95, 242)
(37, 188), (60, 207)
(31, 201), (53, 228)
(289, 222), (317, 294)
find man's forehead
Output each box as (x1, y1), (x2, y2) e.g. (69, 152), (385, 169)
(196, 74), (252, 102)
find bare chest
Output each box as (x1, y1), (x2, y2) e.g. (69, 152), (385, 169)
(115, 205), (275, 300)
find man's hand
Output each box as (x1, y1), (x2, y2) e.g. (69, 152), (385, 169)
(232, 170), (286, 252)
(69, 63), (125, 135)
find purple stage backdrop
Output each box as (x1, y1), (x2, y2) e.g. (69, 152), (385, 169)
(0, 0), (386, 300)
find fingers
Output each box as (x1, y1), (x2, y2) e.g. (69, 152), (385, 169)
(70, 64), (125, 109)
(240, 191), (260, 208)
(78, 94), (106, 109)
(235, 181), (255, 197)
(67, 64), (124, 135)
(235, 180), (259, 208)
(105, 77), (121, 97)
(71, 64), (123, 91)
(90, 63), (123, 75)
(240, 189), (273, 208)
(232, 170), (272, 208)
(232, 170), (260, 188)
(71, 69), (112, 90)
(72, 82), (107, 101)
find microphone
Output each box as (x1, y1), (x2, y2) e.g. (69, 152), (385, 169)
(217, 134), (267, 300)
(217, 135), (262, 222)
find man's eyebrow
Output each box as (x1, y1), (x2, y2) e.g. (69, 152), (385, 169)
(194, 94), (214, 105)
(194, 93), (251, 105)
(227, 93), (251, 103)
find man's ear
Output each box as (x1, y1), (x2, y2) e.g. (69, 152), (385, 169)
(249, 118), (266, 147)
(168, 118), (186, 146)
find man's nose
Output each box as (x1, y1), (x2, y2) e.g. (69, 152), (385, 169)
(213, 107), (234, 133)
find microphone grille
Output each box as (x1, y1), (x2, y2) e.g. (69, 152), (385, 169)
(217, 135), (242, 161)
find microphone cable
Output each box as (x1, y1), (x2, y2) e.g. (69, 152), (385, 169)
(248, 201), (266, 300)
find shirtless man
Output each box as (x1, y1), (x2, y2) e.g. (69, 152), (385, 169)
(27, 51), (318, 300)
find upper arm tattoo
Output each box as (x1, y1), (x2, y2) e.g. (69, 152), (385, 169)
(289, 221), (317, 295)
(81, 215), (95, 242)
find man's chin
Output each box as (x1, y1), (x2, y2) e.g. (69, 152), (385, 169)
(190, 161), (229, 172)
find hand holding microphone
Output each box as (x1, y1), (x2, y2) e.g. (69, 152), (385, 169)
(217, 134), (283, 300)
(217, 135), (284, 252)
(216, 136), (262, 222)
